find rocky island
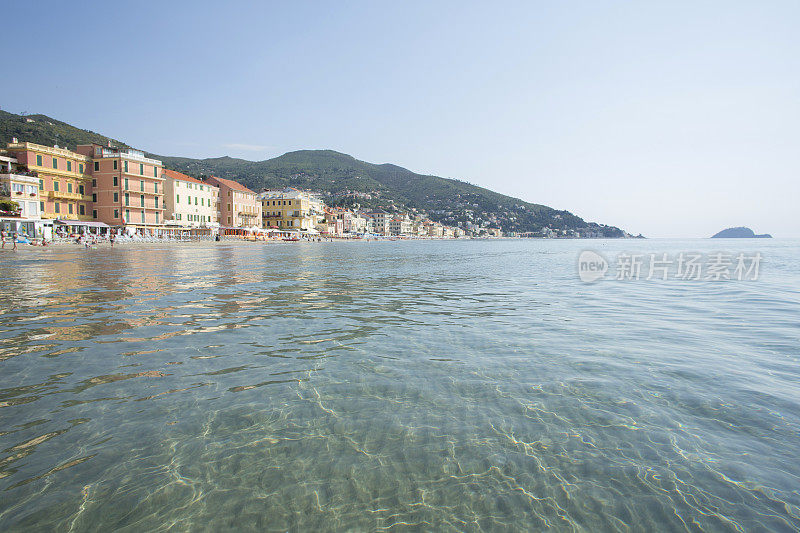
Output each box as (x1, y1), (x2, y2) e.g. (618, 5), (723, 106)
(711, 227), (772, 238)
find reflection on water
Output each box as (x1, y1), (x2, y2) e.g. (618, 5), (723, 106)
(1, 240), (800, 530)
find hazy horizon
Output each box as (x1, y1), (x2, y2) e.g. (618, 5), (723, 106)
(3, 1), (798, 238)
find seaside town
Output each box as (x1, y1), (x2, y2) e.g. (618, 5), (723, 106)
(0, 140), (499, 245)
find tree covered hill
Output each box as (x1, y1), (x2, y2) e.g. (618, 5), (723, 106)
(0, 110), (630, 236)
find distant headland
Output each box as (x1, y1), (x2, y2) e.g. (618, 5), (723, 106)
(711, 227), (772, 238)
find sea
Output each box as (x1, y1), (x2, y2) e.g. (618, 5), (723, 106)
(1, 238), (798, 531)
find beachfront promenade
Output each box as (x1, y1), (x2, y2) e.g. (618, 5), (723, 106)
(2, 141), (483, 245)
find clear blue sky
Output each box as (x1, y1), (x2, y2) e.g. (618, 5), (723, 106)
(4, 1), (798, 237)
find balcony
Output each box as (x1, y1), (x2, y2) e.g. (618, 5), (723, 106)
(48, 190), (90, 201)
(1, 172), (39, 184)
(124, 187), (163, 195)
(126, 204), (165, 211)
(11, 191), (39, 199)
(47, 213), (94, 222)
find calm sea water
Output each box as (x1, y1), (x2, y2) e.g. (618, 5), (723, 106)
(1, 239), (799, 531)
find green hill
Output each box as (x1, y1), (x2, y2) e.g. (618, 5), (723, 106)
(0, 110), (629, 237)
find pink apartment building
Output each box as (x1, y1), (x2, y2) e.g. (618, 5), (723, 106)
(206, 176), (261, 228)
(76, 144), (165, 229)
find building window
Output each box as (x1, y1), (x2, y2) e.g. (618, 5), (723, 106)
(124, 161), (128, 173)
(187, 196), (191, 205)
(67, 161), (72, 172)
(140, 180), (144, 192)
(125, 193), (129, 206)
(139, 164), (144, 175)
(79, 163), (84, 174)
(79, 205), (85, 215)
(155, 197), (159, 208)
(113, 176), (118, 186)
(68, 183), (73, 193)
(154, 167), (158, 178)
(227, 204), (231, 211)
(68, 204), (73, 214)
(154, 183), (158, 193)
(113, 160), (118, 170)
(94, 161), (99, 171)
(93, 209), (97, 219)
(195, 197), (198, 205)
(155, 212), (159, 223)
(140, 195), (144, 207)
(37, 155), (43, 166)
(78, 184), (84, 195)
(54, 181), (59, 192)
(92, 178), (97, 187)
(55, 203), (60, 214)
(39, 179), (44, 191)
(227, 216), (231, 224)
(125, 178), (129, 190)
(176, 194), (180, 203)
(114, 209), (119, 219)
(125, 209), (130, 221)
(141, 210), (145, 223)
(114, 192), (119, 202)
(40, 201), (44, 212)
(52, 157), (58, 169)
(92, 193), (97, 202)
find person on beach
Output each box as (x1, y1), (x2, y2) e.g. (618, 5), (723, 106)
(0, 229), (5, 249)
(109, 230), (115, 247)
(12, 232), (17, 251)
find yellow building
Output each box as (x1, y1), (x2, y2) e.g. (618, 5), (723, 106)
(260, 188), (323, 231)
(6, 141), (92, 221)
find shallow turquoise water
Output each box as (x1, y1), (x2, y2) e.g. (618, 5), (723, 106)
(1, 239), (799, 531)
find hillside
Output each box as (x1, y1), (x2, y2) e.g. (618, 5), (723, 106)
(0, 110), (630, 236)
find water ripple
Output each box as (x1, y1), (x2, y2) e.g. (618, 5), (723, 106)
(0, 239), (799, 531)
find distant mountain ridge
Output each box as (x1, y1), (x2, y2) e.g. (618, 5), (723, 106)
(0, 110), (631, 237)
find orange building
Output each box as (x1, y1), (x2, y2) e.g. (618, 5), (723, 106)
(6, 141), (92, 221)
(76, 144), (164, 230)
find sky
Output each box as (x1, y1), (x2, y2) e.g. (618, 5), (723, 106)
(2, 1), (798, 237)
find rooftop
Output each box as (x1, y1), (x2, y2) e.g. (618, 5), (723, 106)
(207, 176), (256, 195)
(162, 169), (210, 186)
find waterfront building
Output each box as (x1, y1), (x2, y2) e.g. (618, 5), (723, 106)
(389, 215), (413, 236)
(426, 221), (444, 237)
(260, 188), (323, 231)
(163, 169), (220, 228)
(0, 151), (41, 238)
(76, 144), (164, 230)
(367, 210), (390, 235)
(6, 140), (92, 222)
(207, 176), (261, 228)
(0, 152), (39, 221)
(345, 213), (367, 234)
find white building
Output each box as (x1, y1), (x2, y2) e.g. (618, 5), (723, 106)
(389, 215), (413, 235)
(368, 210), (390, 235)
(163, 169), (220, 228)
